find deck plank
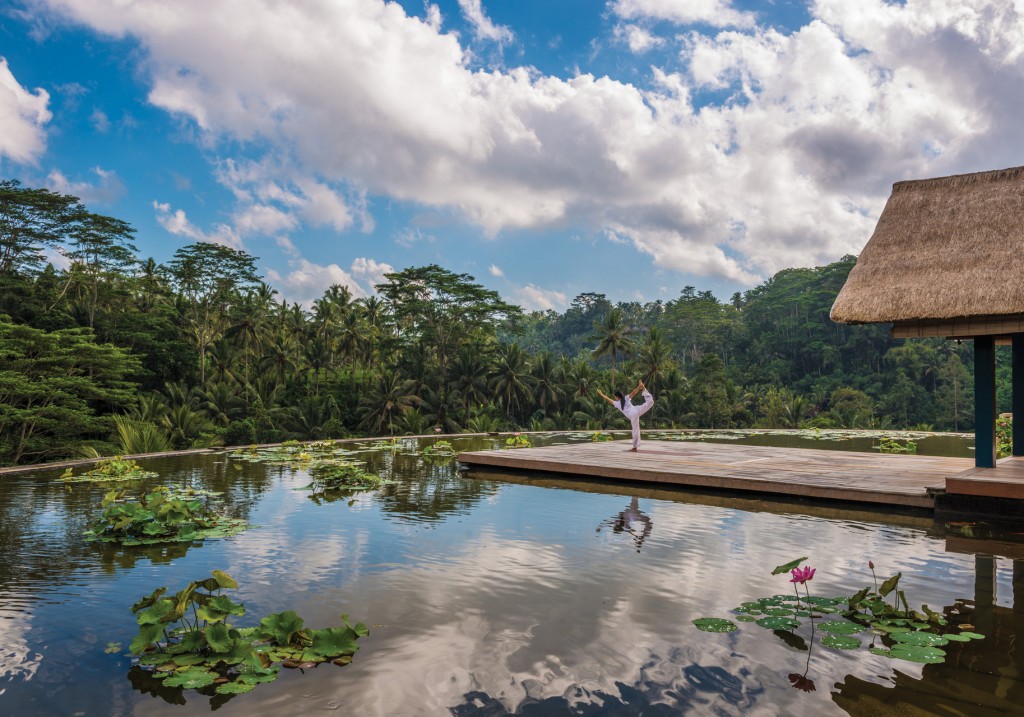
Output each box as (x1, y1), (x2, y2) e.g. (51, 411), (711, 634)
(458, 440), (975, 509)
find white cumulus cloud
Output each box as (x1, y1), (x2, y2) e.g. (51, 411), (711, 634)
(457, 0), (513, 44)
(46, 166), (126, 205)
(514, 284), (568, 312)
(279, 257), (368, 306)
(609, 0), (756, 29)
(39, 0), (1024, 284)
(153, 201), (243, 249)
(0, 57), (51, 163)
(350, 256), (394, 287)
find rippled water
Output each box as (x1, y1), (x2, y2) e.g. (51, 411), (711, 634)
(1, 432), (1021, 716)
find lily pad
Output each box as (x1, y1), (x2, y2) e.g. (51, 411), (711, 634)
(735, 615), (758, 622)
(959, 632), (985, 640)
(693, 618), (738, 633)
(888, 644), (946, 664)
(215, 681), (255, 695)
(891, 631), (949, 647)
(821, 634), (861, 650)
(817, 621), (862, 635)
(762, 608), (795, 617)
(755, 616), (800, 630)
(163, 668), (218, 689)
(941, 632), (971, 642)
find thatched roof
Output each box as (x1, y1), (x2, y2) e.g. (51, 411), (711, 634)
(830, 165), (1024, 325)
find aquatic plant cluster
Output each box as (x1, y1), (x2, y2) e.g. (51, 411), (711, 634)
(504, 433), (532, 449)
(126, 571), (367, 696)
(60, 456), (159, 483)
(84, 486), (248, 545)
(60, 438), (431, 701)
(228, 439), (383, 495)
(694, 557), (985, 674)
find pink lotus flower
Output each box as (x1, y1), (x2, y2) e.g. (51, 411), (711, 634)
(790, 566), (816, 584)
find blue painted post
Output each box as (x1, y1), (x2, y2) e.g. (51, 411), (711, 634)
(975, 335), (997, 468)
(1014, 334), (1024, 456)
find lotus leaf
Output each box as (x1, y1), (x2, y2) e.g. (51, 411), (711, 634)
(820, 634), (861, 650)
(310, 627), (360, 657)
(958, 631), (985, 640)
(888, 644), (946, 664)
(755, 616), (800, 630)
(215, 681), (255, 695)
(891, 631), (948, 647)
(139, 652), (173, 666)
(212, 570), (237, 589)
(171, 653), (206, 666)
(131, 587), (168, 613)
(941, 632), (971, 642)
(735, 615), (758, 622)
(692, 618), (738, 633)
(259, 610), (306, 646)
(878, 573), (902, 597)
(163, 668), (218, 689)
(771, 557), (808, 575)
(816, 621), (862, 635)
(762, 608), (794, 617)
(136, 599), (176, 626)
(205, 623), (233, 653)
(180, 630), (205, 652)
(129, 624), (164, 654)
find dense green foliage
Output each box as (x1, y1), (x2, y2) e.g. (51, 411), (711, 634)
(128, 571), (366, 696)
(0, 179), (1003, 465)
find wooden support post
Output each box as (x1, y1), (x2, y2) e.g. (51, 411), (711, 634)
(975, 336), (997, 468)
(974, 554), (997, 639)
(1014, 334), (1024, 456)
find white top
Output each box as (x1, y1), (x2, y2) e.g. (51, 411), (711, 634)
(618, 390), (654, 419)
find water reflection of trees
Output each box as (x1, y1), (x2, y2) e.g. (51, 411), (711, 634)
(0, 453), (273, 587)
(449, 662), (764, 716)
(358, 446), (501, 522)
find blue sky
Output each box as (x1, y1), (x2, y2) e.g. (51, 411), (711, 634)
(2, 0), (1023, 309)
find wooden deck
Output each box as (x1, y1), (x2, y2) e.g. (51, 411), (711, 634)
(459, 440), (976, 509)
(945, 455), (1024, 500)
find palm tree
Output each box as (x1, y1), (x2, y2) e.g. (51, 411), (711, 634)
(449, 346), (490, 421)
(227, 283), (276, 389)
(358, 371), (421, 436)
(285, 394), (340, 439)
(206, 340), (240, 386)
(200, 381), (245, 426)
(530, 351), (563, 415)
(590, 308), (635, 389)
(490, 343), (535, 426)
(259, 334), (294, 387)
(635, 327), (673, 396)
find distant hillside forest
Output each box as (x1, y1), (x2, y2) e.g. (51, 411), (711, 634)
(0, 179), (1003, 466)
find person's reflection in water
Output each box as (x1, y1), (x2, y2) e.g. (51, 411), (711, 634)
(597, 496), (653, 552)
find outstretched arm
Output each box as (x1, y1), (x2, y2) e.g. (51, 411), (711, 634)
(596, 389), (616, 406)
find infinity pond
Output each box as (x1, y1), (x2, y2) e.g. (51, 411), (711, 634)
(0, 431), (1021, 716)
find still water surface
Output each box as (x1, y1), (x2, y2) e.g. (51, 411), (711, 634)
(1, 431), (1021, 716)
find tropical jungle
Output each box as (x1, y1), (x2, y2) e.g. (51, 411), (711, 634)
(0, 179), (1001, 466)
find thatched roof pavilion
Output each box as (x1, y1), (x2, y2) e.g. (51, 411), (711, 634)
(831, 165), (1024, 339)
(831, 165), (1024, 469)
